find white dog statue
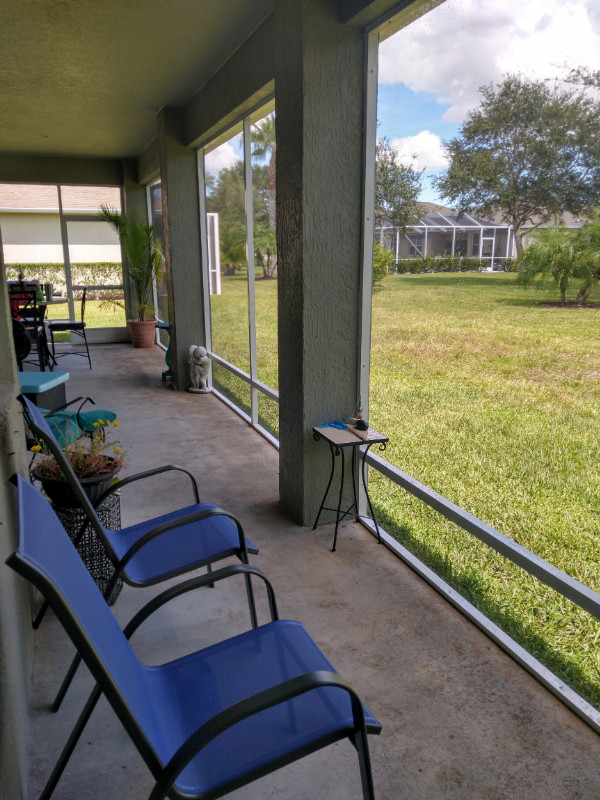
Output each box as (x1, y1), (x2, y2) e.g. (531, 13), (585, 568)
(188, 345), (210, 393)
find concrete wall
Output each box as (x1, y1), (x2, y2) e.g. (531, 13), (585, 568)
(157, 109), (205, 390)
(0, 211), (121, 264)
(0, 230), (33, 800)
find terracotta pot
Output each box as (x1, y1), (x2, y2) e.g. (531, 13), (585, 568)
(33, 460), (120, 509)
(127, 318), (157, 348)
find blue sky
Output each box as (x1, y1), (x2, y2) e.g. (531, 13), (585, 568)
(377, 84), (460, 202)
(377, 0), (600, 203)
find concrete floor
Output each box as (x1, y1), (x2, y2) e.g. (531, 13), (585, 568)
(24, 344), (600, 799)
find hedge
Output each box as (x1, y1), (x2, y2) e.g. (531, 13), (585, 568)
(390, 256), (515, 274)
(6, 263), (124, 300)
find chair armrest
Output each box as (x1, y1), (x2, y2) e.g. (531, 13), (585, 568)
(150, 670), (372, 800)
(44, 396), (93, 415)
(94, 464), (200, 506)
(123, 563), (278, 639)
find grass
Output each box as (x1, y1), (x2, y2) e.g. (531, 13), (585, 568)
(209, 271), (279, 436)
(45, 299), (126, 342)
(369, 272), (600, 706)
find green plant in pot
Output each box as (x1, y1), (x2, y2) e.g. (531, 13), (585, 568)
(31, 420), (126, 508)
(99, 205), (165, 347)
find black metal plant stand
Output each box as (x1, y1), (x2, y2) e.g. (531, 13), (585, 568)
(312, 424), (388, 552)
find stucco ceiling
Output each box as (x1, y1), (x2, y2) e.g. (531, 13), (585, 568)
(0, 0), (273, 160)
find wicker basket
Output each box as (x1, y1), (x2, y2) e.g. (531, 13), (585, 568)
(53, 493), (123, 604)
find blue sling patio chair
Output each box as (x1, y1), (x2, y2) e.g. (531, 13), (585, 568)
(18, 394), (259, 711)
(8, 476), (381, 800)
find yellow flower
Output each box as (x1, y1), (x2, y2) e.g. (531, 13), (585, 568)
(93, 421), (100, 428)
(112, 420), (120, 428)
(30, 444), (42, 452)
(97, 419), (105, 425)
(114, 446), (121, 455)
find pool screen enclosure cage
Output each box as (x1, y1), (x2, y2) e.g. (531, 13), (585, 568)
(377, 210), (513, 269)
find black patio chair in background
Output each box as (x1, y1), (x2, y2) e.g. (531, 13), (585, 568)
(47, 286), (92, 369)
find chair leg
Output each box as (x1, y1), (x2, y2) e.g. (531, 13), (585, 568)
(81, 328), (92, 369)
(40, 685), (102, 800)
(52, 653), (82, 712)
(32, 599), (49, 629)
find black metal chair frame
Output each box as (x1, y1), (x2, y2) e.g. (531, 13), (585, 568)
(8, 474), (380, 800)
(12, 317), (54, 372)
(48, 286), (92, 369)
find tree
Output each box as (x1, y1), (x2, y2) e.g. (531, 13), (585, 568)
(252, 113), (276, 229)
(375, 137), (423, 234)
(254, 226), (277, 279)
(572, 209), (600, 302)
(516, 226), (578, 303)
(434, 75), (600, 254)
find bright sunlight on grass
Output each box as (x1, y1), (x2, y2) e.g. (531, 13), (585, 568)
(369, 271), (600, 707)
(45, 298), (126, 342)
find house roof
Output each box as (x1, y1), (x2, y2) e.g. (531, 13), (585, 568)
(379, 204), (512, 232)
(0, 184), (121, 213)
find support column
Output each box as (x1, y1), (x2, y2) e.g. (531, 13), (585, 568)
(0, 230), (32, 800)
(157, 108), (205, 390)
(275, 0), (368, 524)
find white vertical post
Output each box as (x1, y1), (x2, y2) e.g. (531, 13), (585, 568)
(196, 152), (214, 360)
(57, 186), (75, 321)
(244, 117), (258, 427)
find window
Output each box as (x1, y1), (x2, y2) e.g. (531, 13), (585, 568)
(199, 103), (278, 443)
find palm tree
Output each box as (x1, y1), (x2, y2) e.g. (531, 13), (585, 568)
(252, 113), (276, 229)
(573, 210), (600, 303)
(100, 205), (164, 321)
(517, 225), (577, 303)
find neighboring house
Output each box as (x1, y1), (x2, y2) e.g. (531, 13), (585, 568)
(0, 183), (121, 264)
(519, 211), (587, 248)
(376, 202), (514, 269)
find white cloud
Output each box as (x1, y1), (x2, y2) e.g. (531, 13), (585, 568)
(391, 130), (448, 170)
(379, 0), (600, 123)
(204, 141), (241, 175)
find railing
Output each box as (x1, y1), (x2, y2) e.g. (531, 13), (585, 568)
(363, 448), (600, 734)
(208, 352), (279, 448)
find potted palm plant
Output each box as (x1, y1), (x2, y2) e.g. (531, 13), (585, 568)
(99, 205), (165, 347)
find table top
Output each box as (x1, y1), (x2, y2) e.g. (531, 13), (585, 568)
(313, 423), (388, 447)
(18, 371), (70, 393)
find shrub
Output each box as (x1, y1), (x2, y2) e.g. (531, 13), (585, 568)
(372, 243), (395, 284)
(392, 256), (491, 274)
(6, 263), (123, 300)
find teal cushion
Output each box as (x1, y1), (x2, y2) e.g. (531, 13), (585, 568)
(77, 409), (117, 432)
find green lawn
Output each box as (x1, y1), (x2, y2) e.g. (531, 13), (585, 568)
(369, 272), (600, 706)
(46, 299), (126, 342)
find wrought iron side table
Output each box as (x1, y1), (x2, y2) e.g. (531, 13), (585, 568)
(312, 424), (388, 551)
